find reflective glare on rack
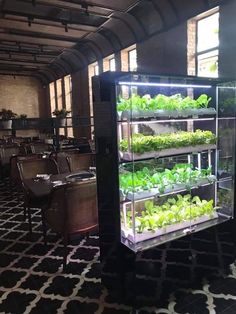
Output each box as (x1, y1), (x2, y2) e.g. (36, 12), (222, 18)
(118, 82), (212, 88)
(217, 86), (236, 90)
(119, 117), (215, 124)
(218, 117), (236, 120)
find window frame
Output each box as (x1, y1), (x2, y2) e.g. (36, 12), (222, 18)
(195, 9), (219, 77)
(128, 48), (137, 72)
(49, 75), (73, 137)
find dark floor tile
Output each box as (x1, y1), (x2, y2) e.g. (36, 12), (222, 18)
(44, 233), (60, 243)
(71, 247), (99, 261)
(102, 308), (131, 314)
(33, 257), (62, 273)
(82, 236), (99, 247)
(0, 291), (36, 314)
(85, 262), (101, 279)
(13, 256), (39, 269)
(65, 261), (88, 275)
(9, 214), (25, 222)
(77, 281), (103, 298)
(19, 232), (42, 242)
(14, 222), (30, 231)
(65, 300), (99, 314)
(50, 245), (73, 258)
(213, 298), (236, 313)
(30, 298), (62, 314)
(0, 269), (27, 288)
(0, 239), (12, 251)
(196, 253), (219, 267)
(43, 276), (80, 297)
(2, 231), (24, 240)
(20, 274), (49, 290)
(6, 207), (24, 214)
(0, 214), (12, 220)
(140, 249), (163, 260)
(6, 242), (30, 253)
(4, 201), (19, 207)
(25, 243), (53, 256)
(210, 277), (236, 296)
(0, 253), (18, 267)
(174, 293), (208, 314)
(221, 302), (236, 314)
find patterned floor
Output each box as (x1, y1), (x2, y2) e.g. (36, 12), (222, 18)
(0, 180), (236, 313)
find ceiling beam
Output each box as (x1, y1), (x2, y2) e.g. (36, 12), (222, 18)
(18, 0), (113, 17)
(0, 33), (73, 48)
(8, 29), (83, 43)
(2, 1), (107, 27)
(57, 0), (140, 12)
(0, 57), (49, 65)
(0, 42), (62, 53)
(4, 15), (99, 32)
(0, 48), (56, 58)
(0, 18), (88, 39)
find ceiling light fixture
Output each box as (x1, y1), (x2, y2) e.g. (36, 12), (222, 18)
(28, 16), (34, 27)
(64, 23), (68, 32)
(81, 2), (89, 16)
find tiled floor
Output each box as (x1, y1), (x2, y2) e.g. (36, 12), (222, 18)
(1, 180), (236, 313)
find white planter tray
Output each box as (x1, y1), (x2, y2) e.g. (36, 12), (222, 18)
(120, 144), (216, 161)
(121, 212), (218, 243)
(122, 176), (216, 201)
(120, 108), (216, 120)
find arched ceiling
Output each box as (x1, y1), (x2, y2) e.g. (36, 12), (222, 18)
(0, 0), (232, 83)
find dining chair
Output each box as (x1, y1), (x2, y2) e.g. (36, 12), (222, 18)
(43, 178), (98, 270)
(67, 152), (95, 172)
(0, 144), (21, 179)
(29, 142), (55, 154)
(17, 158), (59, 233)
(49, 151), (71, 174)
(10, 154), (42, 212)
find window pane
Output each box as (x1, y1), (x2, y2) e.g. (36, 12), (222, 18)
(197, 12), (219, 52)
(64, 75), (72, 114)
(56, 79), (63, 110)
(198, 50), (218, 77)
(109, 58), (116, 71)
(95, 65), (99, 75)
(49, 82), (55, 114)
(128, 49), (137, 71)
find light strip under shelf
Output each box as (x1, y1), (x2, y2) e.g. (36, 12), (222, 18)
(118, 81), (212, 88)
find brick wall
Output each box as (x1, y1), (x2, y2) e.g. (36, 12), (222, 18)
(0, 75), (48, 117)
(187, 19), (197, 76)
(71, 68), (91, 139)
(0, 75), (49, 137)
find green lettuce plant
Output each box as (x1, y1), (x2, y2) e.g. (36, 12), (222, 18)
(120, 163), (214, 195)
(125, 194), (215, 233)
(117, 93), (212, 112)
(120, 130), (216, 153)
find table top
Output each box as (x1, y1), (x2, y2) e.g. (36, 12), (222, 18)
(23, 171), (95, 198)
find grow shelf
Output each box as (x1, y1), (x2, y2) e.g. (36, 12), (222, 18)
(119, 107), (216, 120)
(120, 144), (216, 161)
(120, 176), (216, 202)
(121, 214), (230, 252)
(121, 212), (219, 244)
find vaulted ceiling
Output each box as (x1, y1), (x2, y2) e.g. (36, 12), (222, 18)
(0, 0), (232, 83)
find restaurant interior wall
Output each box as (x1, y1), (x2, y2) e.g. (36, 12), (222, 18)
(71, 69), (91, 139)
(0, 75), (49, 137)
(136, 22), (188, 75)
(218, 0), (236, 78)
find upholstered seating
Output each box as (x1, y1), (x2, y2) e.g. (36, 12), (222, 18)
(43, 179), (98, 270)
